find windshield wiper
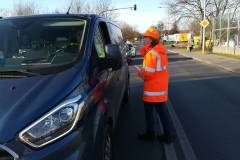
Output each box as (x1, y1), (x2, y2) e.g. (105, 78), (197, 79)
(0, 69), (41, 77)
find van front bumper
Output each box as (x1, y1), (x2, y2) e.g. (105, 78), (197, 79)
(3, 129), (95, 160)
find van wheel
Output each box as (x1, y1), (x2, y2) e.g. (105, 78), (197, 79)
(103, 125), (113, 160)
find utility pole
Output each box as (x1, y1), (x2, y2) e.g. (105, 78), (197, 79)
(202, 0), (206, 53)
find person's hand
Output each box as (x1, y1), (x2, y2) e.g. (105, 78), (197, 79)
(137, 71), (142, 77)
(138, 70), (150, 81)
(137, 71), (144, 79)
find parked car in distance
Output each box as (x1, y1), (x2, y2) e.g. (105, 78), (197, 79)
(127, 43), (136, 57)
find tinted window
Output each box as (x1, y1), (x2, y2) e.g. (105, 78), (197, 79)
(0, 18), (87, 71)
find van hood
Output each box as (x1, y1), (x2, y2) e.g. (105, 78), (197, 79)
(0, 67), (85, 143)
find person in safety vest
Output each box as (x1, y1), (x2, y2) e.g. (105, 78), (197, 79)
(137, 27), (172, 143)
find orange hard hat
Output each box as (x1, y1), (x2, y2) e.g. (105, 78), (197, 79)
(142, 27), (160, 41)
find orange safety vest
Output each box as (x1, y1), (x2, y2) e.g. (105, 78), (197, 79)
(140, 43), (169, 102)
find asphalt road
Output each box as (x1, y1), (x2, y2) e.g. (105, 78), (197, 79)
(168, 51), (240, 160)
(114, 50), (240, 160)
(113, 56), (165, 160)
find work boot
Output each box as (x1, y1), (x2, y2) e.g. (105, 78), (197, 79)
(138, 132), (155, 141)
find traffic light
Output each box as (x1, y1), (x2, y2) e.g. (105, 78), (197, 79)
(133, 4), (137, 11)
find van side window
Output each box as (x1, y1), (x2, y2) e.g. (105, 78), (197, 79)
(94, 26), (106, 58)
(108, 23), (124, 47)
(108, 23), (124, 55)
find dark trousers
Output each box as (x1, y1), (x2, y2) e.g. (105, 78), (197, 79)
(144, 102), (171, 135)
(189, 46), (193, 52)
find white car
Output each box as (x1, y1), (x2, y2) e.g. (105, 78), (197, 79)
(127, 44), (136, 57)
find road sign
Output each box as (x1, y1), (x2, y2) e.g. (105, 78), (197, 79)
(200, 20), (209, 28)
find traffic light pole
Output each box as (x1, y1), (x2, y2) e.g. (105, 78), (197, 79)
(202, 0), (206, 54)
(99, 4), (137, 15)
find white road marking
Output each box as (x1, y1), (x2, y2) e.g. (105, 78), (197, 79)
(165, 100), (198, 160)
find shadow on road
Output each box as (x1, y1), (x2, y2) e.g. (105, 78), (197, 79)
(167, 52), (179, 56)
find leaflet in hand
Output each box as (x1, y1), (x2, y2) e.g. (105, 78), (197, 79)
(134, 65), (142, 71)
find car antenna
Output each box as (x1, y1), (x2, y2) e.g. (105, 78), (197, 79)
(66, 0), (74, 15)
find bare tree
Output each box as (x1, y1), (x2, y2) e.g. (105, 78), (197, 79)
(189, 20), (201, 35)
(156, 21), (165, 37)
(95, 0), (111, 14)
(13, 1), (39, 16)
(69, 0), (118, 20)
(169, 19), (180, 34)
(0, 8), (10, 17)
(69, 0), (86, 13)
(121, 22), (140, 41)
(169, 23), (179, 34)
(96, 0), (119, 20)
(167, 0), (240, 23)
(167, 0), (240, 43)
(156, 21), (165, 32)
(83, 3), (94, 14)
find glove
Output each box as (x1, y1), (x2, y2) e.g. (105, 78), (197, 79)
(137, 71), (144, 79)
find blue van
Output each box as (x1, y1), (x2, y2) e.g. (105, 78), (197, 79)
(0, 14), (129, 160)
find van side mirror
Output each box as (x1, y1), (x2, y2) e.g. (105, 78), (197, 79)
(105, 44), (122, 70)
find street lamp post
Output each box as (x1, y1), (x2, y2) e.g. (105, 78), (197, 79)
(158, 6), (169, 31)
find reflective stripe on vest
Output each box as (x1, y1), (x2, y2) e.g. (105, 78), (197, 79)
(144, 91), (167, 96)
(144, 49), (167, 72)
(144, 66), (167, 72)
(145, 67), (156, 72)
(150, 50), (161, 71)
(156, 65), (167, 71)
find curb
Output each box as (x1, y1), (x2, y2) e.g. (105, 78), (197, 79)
(168, 50), (235, 73)
(165, 100), (198, 160)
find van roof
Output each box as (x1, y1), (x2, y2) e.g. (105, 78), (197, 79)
(1, 14), (104, 20)
(1, 14), (119, 29)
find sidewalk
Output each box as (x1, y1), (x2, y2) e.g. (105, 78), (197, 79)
(167, 48), (240, 73)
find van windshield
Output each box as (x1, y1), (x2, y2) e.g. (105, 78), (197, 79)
(0, 18), (87, 72)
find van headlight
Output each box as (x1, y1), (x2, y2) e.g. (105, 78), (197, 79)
(19, 95), (85, 148)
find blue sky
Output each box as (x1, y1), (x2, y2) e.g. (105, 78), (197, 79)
(0, 0), (169, 32)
